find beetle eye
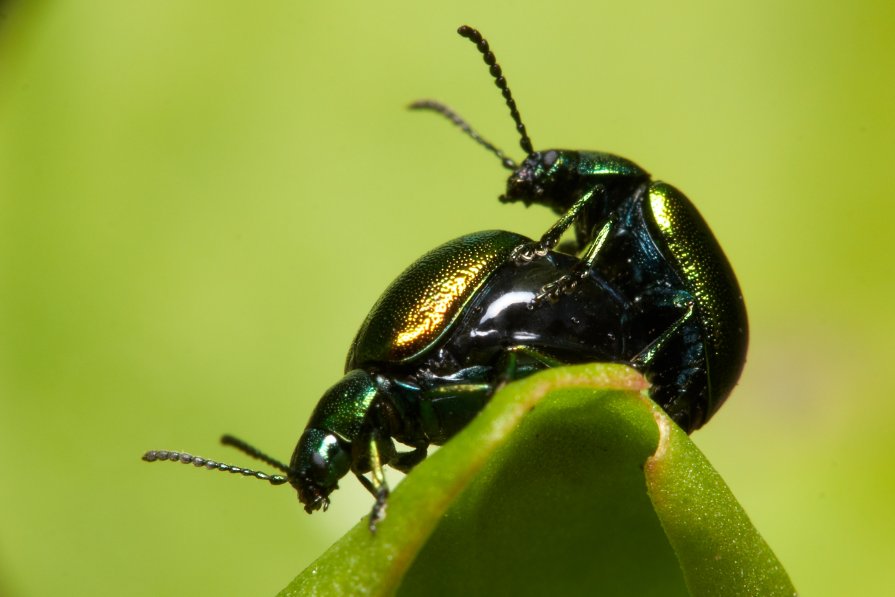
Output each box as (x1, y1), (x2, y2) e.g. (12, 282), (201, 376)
(542, 150), (559, 168)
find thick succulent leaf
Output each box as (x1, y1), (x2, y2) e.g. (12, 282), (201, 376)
(280, 363), (794, 597)
(645, 414), (796, 596)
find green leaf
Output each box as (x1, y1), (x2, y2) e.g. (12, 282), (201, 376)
(644, 414), (795, 596)
(280, 363), (795, 597)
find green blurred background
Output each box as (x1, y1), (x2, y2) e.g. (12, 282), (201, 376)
(1, 1), (893, 595)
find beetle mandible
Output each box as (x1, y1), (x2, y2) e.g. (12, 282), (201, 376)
(143, 26), (747, 532)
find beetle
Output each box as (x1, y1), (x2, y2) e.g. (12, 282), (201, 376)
(143, 26), (747, 531)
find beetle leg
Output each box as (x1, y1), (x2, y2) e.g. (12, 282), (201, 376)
(351, 431), (395, 532)
(417, 383), (491, 444)
(494, 345), (564, 388)
(354, 471), (378, 496)
(627, 292), (706, 429)
(631, 293), (696, 367)
(511, 186), (604, 264)
(391, 445), (428, 473)
(497, 349), (519, 382)
(354, 471), (389, 533)
(529, 217), (614, 308)
(506, 345), (564, 367)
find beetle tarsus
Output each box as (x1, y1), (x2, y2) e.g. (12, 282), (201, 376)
(510, 241), (550, 265)
(530, 267), (590, 308)
(368, 487), (389, 533)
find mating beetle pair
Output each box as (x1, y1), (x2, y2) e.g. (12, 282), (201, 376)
(144, 25), (747, 530)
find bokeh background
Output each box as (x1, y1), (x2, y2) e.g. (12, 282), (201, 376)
(1, 1), (893, 595)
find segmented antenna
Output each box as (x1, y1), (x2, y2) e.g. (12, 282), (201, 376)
(221, 434), (291, 474)
(408, 99), (517, 170)
(142, 439), (290, 487)
(457, 25), (534, 156)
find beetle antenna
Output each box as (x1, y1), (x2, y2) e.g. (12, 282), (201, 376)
(220, 434), (292, 474)
(409, 99), (517, 170)
(142, 449), (289, 486)
(457, 25), (534, 156)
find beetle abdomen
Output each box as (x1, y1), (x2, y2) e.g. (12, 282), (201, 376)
(440, 252), (626, 368)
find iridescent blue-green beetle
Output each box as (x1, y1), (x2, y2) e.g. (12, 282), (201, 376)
(143, 26), (747, 531)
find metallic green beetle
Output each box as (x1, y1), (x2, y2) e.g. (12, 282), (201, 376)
(143, 26), (747, 531)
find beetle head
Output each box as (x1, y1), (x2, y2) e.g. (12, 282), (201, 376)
(503, 150), (569, 208)
(290, 427), (350, 513)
